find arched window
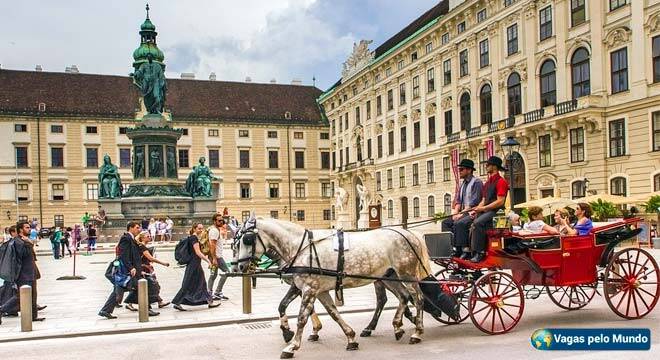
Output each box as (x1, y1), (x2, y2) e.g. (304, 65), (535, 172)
(572, 180), (586, 199)
(610, 177), (627, 197)
(413, 197), (420, 218)
(480, 84), (492, 125)
(507, 72), (522, 116)
(571, 48), (590, 98)
(654, 174), (660, 192)
(387, 199), (394, 219)
(459, 93), (471, 131)
(427, 195), (436, 217)
(539, 60), (556, 107)
(443, 194), (452, 214)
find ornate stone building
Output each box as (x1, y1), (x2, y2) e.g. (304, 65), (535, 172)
(320, 0), (660, 228)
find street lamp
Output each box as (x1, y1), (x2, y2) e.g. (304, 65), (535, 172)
(501, 136), (520, 211)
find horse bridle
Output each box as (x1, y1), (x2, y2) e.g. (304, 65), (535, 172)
(234, 220), (268, 266)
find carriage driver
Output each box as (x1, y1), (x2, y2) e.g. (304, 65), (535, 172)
(441, 159), (483, 259)
(466, 156), (509, 263)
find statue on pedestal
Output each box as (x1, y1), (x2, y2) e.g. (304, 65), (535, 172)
(334, 187), (349, 213)
(131, 54), (167, 114)
(166, 147), (177, 178)
(98, 154), (122, 199)
(356, 183), (371, 212)
(149, 147), (163, 177)
(185, 157), (217, 197)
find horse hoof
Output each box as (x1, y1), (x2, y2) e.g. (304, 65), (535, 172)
(346, 342), (359, 351)
(394, 330), (405, 341)
(360, 329), (372, 337)
(308, 334), (319, 342)
(280, 351), (294, 359)
(409, 337), (422, 345)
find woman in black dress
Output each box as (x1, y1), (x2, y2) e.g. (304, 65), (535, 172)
(172, 223), (220, 311)
(124, 231), (170, 314)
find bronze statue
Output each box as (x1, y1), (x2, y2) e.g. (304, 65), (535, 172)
(133, 146), (145, 178)
(166, 147), (177, 178)
(149, 147), (163, 177)
(131, 54), (167, 114)
(185, 157), (217, 197)
(98, 154), (122, 199)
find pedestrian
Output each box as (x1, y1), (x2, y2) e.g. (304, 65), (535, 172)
(157, 217), (167, 243)
(141, 217), (149, 231)
(50, 227), (62, 260)
(86, 224), (97, 253)
(81, 212), (91, 229)
(222, 207), (229, 222)
(98, 221), (142, 319)
(72, 224), (81, 251)
(172, 223), (220, 311)
(61, 227), (73, 257)
(165, 216), (174, 242)
(147, 218), (156, 240)
(124, 231), (170, 314)
(207, 214), (230, 301)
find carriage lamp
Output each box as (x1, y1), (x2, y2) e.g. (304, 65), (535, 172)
(501, 136), (520, 211)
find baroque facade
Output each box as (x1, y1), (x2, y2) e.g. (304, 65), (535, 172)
(320, 0), (660, 228)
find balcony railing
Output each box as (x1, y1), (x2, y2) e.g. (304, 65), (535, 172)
(488, 116), (515, 133)
(336, 159), (374, 173)
(447, 132), (461, 143)
(524, 108), (545, 123)
(555, 99), (578, 115)
(466, 127), (481, 139)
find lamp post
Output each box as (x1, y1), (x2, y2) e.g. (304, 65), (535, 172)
(501, 136), (520, 211)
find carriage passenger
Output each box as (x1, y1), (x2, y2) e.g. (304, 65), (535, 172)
(563, 203), (593, 236)
(553, 209), (571, 235)
(518, 206), (559, 235)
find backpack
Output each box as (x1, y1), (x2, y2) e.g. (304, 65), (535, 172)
(174, 236), (193, 265)
(0, 240), (19, 282)
(198, 227), (213, 256)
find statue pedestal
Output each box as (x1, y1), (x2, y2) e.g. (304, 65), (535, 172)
(357, 210), (369, 230)
(193, 197), (218, 218)
(98, 198), (124, 220)
(335, 213), (352, 230)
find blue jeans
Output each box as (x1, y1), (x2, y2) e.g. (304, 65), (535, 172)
(51, 242), (60, 259)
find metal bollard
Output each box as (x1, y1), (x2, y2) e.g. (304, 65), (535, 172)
(138, 279), (149, 323)
(19, 285), (32, 332)
(242, 276), (252, 314)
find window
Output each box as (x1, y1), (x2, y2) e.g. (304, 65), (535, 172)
(457, 21), (466, 34)
(270, 210), (279, 219)
(54, 215), (64, 228)
(443, 157), (451, 181)
(611, 48), (628, 94)
(267, 131), (278, 138)
(427, 68), (435, 92)
(295, 183), (305, 198)
(366, 101), (371, 120)
(572, 180), (586, 199)
(320, 132), (329, 140)
(540, 60), (557, 107)
(411, 52), (418, 62)
(508, 72), (522, 116)
(388, 131), (394, 155)
(538, 135), (551, 167)
(294, 132), (304, 139)
(426, 42), (433, 54)
(386, 67), (392, 77)
(477, 9), (487, 23)
(119, 148), (131, 168)
(444, 110), (453, 136)
(479, 149), (487, 176)
(320, 151), (330, 169)
(426, 160), (434, 183)
(16, 146), (28, 168)
(295, 151), (304, 169)
(86, 126), (97, 134)
(323, 209), (331, 221)
(376, 172), (382, 191)
(610, 0), (626, 11)
(240, 183), (251, 199)
(655, 174), (660, 192)
(352, 86), (358, 96)
(52, 183), (65, 201)
(654, 36), (660, 83)
(507, 24), (518, 56)
(399, 83), (406, 105)
(442, 32), (449, 45)
(412, 164), (419, 185)
(387, 89), (394, 110)
(237, 129), (248, 137)
(268, 183), (279, 198)
(539, 6), (552, 41)
(460, 93), (471, 131)
(397, 60), (405, 70)
(239, 150), (250, 168)
(51, 125), (63, 133)
(296, 210), (305, 221)
(428, 116), (436, 144)
(339, 115), (343, 132)
(14, 124), (27, 132)
(181, 129), (189, 136)
(480, 84), (492, 125)
(611, 177), (627, 197)
(321, 182), (332, 198)
(377, 95), (383, 115)
(412, 76), (419, 99)
(653, 112), (660, 151)
(459, 50), (469, 77)
(388, 200), (394, 219)
(443, 59), (451, 85)
(413, 122), (421, 148)
(367, 138), (372, 159)
(444, 194), (452, 214)
(609, 119), (626, 157)
(16, 183), (29, 202)
(479, 40), (489, 68)
(344, 113), (349, 131)
(118, 127), (128, 135)
(413, 198), (420, 217)
(86, 148), (98, 168)
(377, 135), (383, 158)
(86, 183), (98, 200)
(400, 126), (407, 152)
(51, 147), (64, 167)
(399, 166), (406, 188)
(178, 149), (189, 168)
(570, 128), (585, 162)
(205, 129), (219, 137)
(387, 169), (393, 189)
(572, 48), (591, 98)
(208, 149), (220, 168)
(571, 0), (586, 27)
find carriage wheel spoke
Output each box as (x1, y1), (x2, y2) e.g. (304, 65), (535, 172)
(499, 306), (518, 321)
(501, 302), (521, 308)
(608, 269), (625, 280)
(478, 307), (494, 327)
(625, 287), (633, 315)
(636, 286), (657, 299)
(632, 288), (650, 312)
(496, 308), (507, 331)
(471, 303), (491, 316)
(631, 251), (641, 278)
(490, 305), (497, 332)
(633, 258), (650, 279)
(630, 286), (640, 317)
(557, 287), (569, 305)
(475, 286), (491, 299)
(612, 286), (626, 308)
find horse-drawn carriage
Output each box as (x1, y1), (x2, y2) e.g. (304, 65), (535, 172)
(426, 217), (660, 334)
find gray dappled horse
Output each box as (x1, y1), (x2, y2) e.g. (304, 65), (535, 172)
(235, 215), (431, 359)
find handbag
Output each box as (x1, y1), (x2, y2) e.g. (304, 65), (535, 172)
(111, 259), (134, 290)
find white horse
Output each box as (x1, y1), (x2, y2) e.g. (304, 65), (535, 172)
(235, 214), (432, 359)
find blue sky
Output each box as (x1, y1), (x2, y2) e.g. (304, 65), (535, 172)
(0, 0), (437, 90)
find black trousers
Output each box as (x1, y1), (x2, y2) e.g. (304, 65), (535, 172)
(441, 213), (473, 248)
(0, 280), (38, 319)
(470, 210), (497, 253)
(100, 285), (125, 314)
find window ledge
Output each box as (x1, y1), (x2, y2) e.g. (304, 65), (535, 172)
(568, 161), (589, 167)
(608, 154), (631, 160)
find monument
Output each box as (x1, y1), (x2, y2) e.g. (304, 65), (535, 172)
(98, 5), (217, 237)
(355, 183), (371, 229)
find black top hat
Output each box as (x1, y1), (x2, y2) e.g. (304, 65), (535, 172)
(457, 159), (476, 171)
(486, 156), (507, 171)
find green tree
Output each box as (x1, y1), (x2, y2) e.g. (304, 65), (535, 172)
(589, 200), (620, 221)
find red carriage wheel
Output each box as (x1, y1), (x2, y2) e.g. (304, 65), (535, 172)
(604, 248), (660, 319)
(546, 283), (597, 310)
(468, 271), (524, 334)
(432, 269), (472, 324)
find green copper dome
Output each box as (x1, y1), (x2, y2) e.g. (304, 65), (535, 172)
(132, 4), (165, 69)
(133, 43), (164, 63)
(141, 18), (156, 31)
